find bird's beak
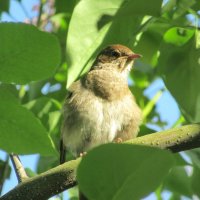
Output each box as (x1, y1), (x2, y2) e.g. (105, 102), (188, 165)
(128, 53), (142, 60)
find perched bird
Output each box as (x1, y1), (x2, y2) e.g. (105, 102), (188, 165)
(60, 44), (142, 163)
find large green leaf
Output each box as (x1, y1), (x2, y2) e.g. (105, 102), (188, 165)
(0, 88), (56, 155)
(77, 144), (174, 200)
(0, 23), (61, 84)
(66, 0), (162, 87)
(158, 28), (200, 122)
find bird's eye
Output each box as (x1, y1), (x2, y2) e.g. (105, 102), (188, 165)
(110, 50), (120, 57)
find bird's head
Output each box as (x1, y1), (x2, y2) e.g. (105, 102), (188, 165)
(92, 44), (141, 77)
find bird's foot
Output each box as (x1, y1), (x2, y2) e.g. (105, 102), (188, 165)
(114, 137), (123, 143)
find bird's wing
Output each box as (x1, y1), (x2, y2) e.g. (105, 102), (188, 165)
(60, 90), (73, 164)
(60, 138), (66, 164)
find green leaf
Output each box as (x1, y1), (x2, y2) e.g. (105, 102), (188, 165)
(37, 156), (58, 173)
(0, 0), (9, 13)
(55, 0), (78, 14)
(24, 97), (61, 133)
(77, 144), (174, 200)
(191, 166), (200, 196)
(0, 158), (11, 183)
(0, 84), (18, 99)
(173, 0), (196, 19)
(173, 153), (189, 166)
(164, 166), (192, 197)
(142, 90), (163, 120)
(0, 23), (61, 84)
(158, 34), (200, 122)
(25, 168), (37, 177)
(164, 27), (195, 46)
(134, 29), (162, 66)
(162, 0), (176, 14)
(138, 125), (156, 137)
(192, 0), (200, 11)
(169, 193), (182, 200)
(66, 0), (162, 87)
(68, 186), (79, 200)
(0, 88), (56, 155)
(186, 149), (200, 169)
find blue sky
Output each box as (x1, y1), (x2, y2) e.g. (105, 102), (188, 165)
(0, 0), (181, 199)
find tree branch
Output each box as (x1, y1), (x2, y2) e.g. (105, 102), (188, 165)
(127, 124), (200, 152)
(0, 158), (79, 200)
(1, 124), (200, 200)
(37, 0), (43, 27)
(9, 154), (28, 183)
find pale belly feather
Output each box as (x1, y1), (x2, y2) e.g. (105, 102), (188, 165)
(62, 88), (138, 156)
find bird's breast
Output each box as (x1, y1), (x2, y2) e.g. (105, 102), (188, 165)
(84, 70), (130, 101)
(68, 86), (136, 142)
(63, 71), (140, 155)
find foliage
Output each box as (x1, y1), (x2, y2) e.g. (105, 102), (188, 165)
(0, 0), (200, 199)
(77, 144), (174, 200)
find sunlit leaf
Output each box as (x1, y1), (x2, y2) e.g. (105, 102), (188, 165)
(66, 0), (162, 87)
(0, 23), (61, 84)
(164, 27), (195, 46)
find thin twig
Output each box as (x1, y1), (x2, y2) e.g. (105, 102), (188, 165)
(37, 0), (43, 27)
(9, 154), (28, 183)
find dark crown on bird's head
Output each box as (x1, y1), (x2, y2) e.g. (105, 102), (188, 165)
(101, 44), (134, 57)
(96, 44), (141, 64)
(91, 44), (141, 75)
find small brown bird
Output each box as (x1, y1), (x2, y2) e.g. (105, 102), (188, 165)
(60, 44), (142, 163)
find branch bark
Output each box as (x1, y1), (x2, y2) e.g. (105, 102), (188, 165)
(1, 124), (200, 200)
(127, 124), (200, 152)
(9, 154), (28, 183)
(0, 158), (79, 200)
